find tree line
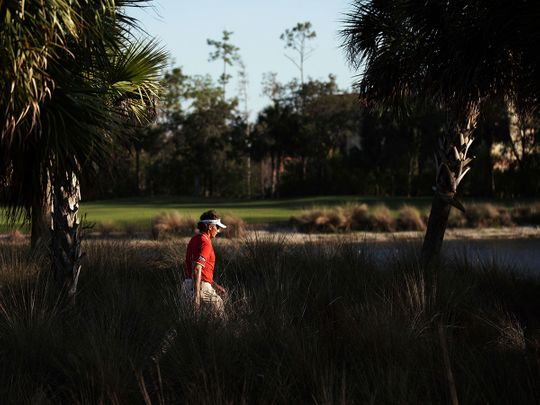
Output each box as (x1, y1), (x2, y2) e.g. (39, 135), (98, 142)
(2, 0), (540, 297)
(85, 71), (540, 201)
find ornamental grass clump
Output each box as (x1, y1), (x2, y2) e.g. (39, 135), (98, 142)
(348, 203), (371, 230)
(396, 206), (426, 231)
(289, 210), (323, 233)
(465, 203), (512, 227)
(290, 208), (348, 233)
(369, 205), (396, 232)
(447, 207), (468, 228)
(511, 203), (540, 225)
(220, 214), (247, 238)
(151, 211), (196, 239)
(323, 207), (348, 232)
(95, 220), (120, 236)
(343, 203), (397, 232)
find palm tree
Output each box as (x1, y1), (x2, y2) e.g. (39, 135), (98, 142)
(1, 0), (167, 297)
(342, 0), (540, 266)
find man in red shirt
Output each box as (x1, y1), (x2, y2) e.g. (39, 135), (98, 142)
(183, 210), (227, 317)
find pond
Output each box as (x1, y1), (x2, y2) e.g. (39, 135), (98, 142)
(365, 238), (540, 276)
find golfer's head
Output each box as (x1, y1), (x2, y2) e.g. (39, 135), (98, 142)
(197, 210), (227, 236)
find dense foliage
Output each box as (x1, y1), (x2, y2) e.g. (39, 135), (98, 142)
(0, 0), (167, 220)
(0, 238), (538, 403)
(85, 72), (540, 199)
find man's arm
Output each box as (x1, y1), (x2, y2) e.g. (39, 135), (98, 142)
(193, 262), (203, 310)
(212, 281), (227, 299)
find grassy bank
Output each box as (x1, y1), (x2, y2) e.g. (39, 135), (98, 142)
(1, 195), (383, 233)
(291, 202), (540, 233)
(0, 237), (539, 403)
(3, 195), (539, 235)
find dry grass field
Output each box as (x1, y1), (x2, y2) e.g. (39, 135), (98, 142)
(0, 236), (539, 403)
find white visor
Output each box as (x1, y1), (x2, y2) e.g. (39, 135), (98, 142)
(200, 219), (227, 228)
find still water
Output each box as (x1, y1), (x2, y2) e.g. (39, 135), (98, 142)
(365, 238), (540, 275)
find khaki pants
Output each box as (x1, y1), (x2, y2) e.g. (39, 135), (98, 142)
(182, 279), (225, 318)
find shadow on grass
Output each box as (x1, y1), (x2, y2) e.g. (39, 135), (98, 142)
(0, 236), (539, 403)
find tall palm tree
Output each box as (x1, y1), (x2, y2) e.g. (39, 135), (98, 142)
(342, 0), (540, 266)
(1, 0), (167, 296)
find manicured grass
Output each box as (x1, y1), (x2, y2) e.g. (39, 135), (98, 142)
(2, 195), (432, 232)
(2, 195), (539, 232)
(81, 195), (441, 231)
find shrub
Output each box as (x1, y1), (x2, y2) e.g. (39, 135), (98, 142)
(151, 211), (196, 239)
(290, 201), (534, 234)
(324, 207), (348, 232)
(447, 207), (468, 228)
(293, 204), (398, 233)
(220, 214), (247, 238)
(291, 210), (333, 233)
(466, 203), (510, 227)
(497, 207), (514, 227)
(123, 222), (141, 237)
(511, 203), (540, 225)
(290, 207), (348, 233)
(396, 206), (426, 231)
(348, 203), (371, 231)
(95, 221), (119, 236)
(446, 203), (516, 229)
(466, 203), (499, 227)
(369, 205), (396, 232)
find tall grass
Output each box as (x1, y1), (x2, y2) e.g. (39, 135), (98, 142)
(0, 238), (538, 403)
(292, 202), (540, 233)
(151, 211), (246, 239)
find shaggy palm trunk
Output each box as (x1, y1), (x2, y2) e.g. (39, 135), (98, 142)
(31, 197), (49, 250)
(50, 172), (83, 300)
(421, 113), (477, 267)
(31, 173), (52, 250)
(422, 194), (452, 265)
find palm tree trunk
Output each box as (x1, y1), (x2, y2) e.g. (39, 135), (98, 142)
(422, 195), (452, 265)
(31, 204), (47, 249)
(31, 193), (50, 250)
(50, 172), (83, 300)
(30, 171), (52, 250)
(422, 112), (478, 266)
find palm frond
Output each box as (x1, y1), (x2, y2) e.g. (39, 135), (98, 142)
(341, 0), (540, 122)
(108, 39), (168, 123)
(1, 0), (167, 224)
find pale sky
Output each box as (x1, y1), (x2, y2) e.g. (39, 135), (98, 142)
(128, 0), (358, 120)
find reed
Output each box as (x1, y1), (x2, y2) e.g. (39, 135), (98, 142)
(0, 237), (538, 403)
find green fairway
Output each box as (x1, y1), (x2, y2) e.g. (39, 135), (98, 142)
(1, 195), (432, 232)
(78, 195), (433, 226)
(2, 195), (538, 233)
